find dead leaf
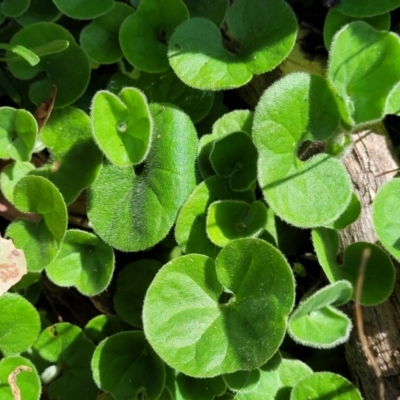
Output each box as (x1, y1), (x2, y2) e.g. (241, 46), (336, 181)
(8, 365), (32, 400)
(33, 84), (57, 132)
(0, 235), (27, 296)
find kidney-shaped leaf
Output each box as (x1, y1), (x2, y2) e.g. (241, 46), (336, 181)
(91, 88), (152, 167)
(6, 176), (67, 272)
(91, 331), (165, 400)
(253, 72), (352, 228)
(312, 227), (395, 305)
(143, 238), (295, 377)
(328, 22), (400, 126)
(88, 104), (198, 251)
(168, 0), (297, 90)
(288, 281), (353, 348)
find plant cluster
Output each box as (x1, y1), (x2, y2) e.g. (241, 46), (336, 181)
(1, 0), (400, 399)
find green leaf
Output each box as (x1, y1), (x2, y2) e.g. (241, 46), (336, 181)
(91, 331), (165, 400)
(312, 227), (395, 305)
(288, 281), (353, 348)
(107, 70), (214, 124)
(0, 107), (37, 161)
(175, 176), (255, 258)
(210, 131), (257, 191)
(113, 259), (161, 328)
(0, 0), (29, 17)
(198, 110), (254, 180)
(323, 9), (390, 49)
(386, 82), (400, 115)
(253, 72), (352, 228)
(324, 193), (361, 230)
(0, 356), (41, 400)
(206, 200), (267, 247)
(6, 176), (67, 272)
(290, 372), (362, 400)
(0, 292), (40, 354)
(33, 106), (103, 204)
(46, 229), (115, 296)
(88, 104), (198, 251)
(1, 161), (35, 203)
(52, 0), (114, 19)
(143, 238), (295, 377)
(91, 88), (152, 167)
(168, 0), (297, 90)
(14, 0), (61, 26)
(7, 23), (90, 108)
(120, 0), (189, 73)
(80, 3), (135, 64)
(182, 0), (228, 27)
(34, 323), (98, 400)
(225, 352), (313, 400)
(328, 22), (400, 126)
(373, 178), (400, 261)
(84, 315), (131, 344)
(335, 0), (400, 17)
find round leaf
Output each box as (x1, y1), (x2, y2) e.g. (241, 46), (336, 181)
(7, 23), (90, 108)
(207, 200), (267, 247)
(91, 331), (165, 400)
(46, 229), (115, 296)
(15, 0), (61, 26)
(120, 0), (189, 73)
(168, 0), (297, 90)
(253, 72), (352, 228)
(84, 315), (130, 344)
(335, 0), (400, 17)
(183, 0), (228, 26)
(143, 238), (295, 377)
(91, 88), (152, 167)
(52, 0), (114, 19)
(0, 292), (41, 354)
(88, 104), (198, 251)
(0, 0), (29, 17)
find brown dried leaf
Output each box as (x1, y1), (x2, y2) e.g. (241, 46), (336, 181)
(33, 84), (57, 132)
(0, 235), (27, 296)
(8, 365), (32, 400)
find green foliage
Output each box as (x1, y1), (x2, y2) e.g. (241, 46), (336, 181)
(2, 1), (400, 398)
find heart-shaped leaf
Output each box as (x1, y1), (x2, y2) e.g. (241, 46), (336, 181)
(143, 238), (295, 377)
(253, 72), (352, 228)
(168, 0), (297, 90)
(88, 104), (198, 251)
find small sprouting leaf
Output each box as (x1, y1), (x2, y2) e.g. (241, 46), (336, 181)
(46, 229), (115, 296)
(210, 131), (257, 191)
(6, 176), (67, 272)
(175, 176), (255, 258)
(88, 104), (197, 252)
(198, 110), (253, 180)
(0, 235), (27, 296)
(168, 0), (297, 90)
(0, 356), (40, 400)
(34, 323), (98, 400)
(143, 238), (295, 377)
(107, 70), (214, 123)
(373, 178), (400, 261)
(0, 107), (37, 161)
(253, 72), (352, 228)
(15, 0), (61, 26)
(120, 0), (189, 73)
(225, 353), (313, 400)
(206, 200), (267, 247)
(328, 22), (400, 126)
(84, 315), (131, 344)
(0, 292), (41, 354)
(288, 281), (353, 348)
(290, 372), (362, 400)
(0, 44), (40, 66)
(52, 0), (114, 19)
(182, 0), (228, 27)
(113, 259), (161, 328)
(0, 0), (29, 17)
(312, 227), (395, 305)
(7, 23), (90, 108)
(34, 106), (103, 205)
(91, 88), (152, 167)
(335, 0), (400, 17)
(80, 3), (135, 64)
(91, 331), (165, 400)
(323, 9), (390, 49)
